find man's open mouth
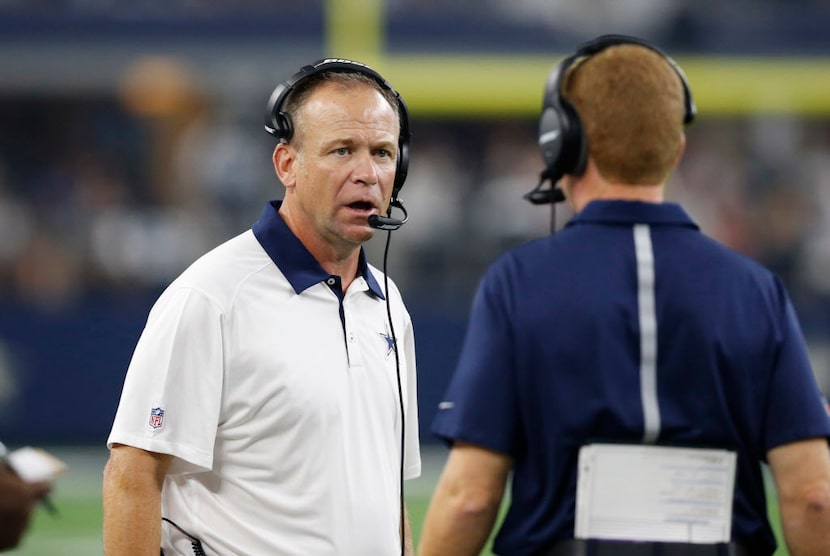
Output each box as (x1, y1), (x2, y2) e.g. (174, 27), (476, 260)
(348, 201), (374, 212)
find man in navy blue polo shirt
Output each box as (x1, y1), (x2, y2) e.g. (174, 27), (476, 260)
(418, 36), (830, 556)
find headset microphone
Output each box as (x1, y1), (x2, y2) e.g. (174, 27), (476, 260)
(523, 169), (567, 235)
(523, 169), (566, 205)
(368, 199), (409, 231)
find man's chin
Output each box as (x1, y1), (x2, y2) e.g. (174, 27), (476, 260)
(340, 223), (375, 245)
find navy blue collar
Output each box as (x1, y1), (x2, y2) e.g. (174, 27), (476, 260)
(252, 200), (384, 298)
(568, 200), (699, 230)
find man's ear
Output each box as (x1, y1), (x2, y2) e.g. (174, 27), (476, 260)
(273, 143), (297, 189)
(673, 133), (686, 168)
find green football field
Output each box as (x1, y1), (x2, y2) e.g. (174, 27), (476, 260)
(6, 446), (788, 556)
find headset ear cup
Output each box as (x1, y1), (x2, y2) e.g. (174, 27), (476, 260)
(539, 99), (588, 179)
(393, 94), (411, 198)
(393, 139), (409, 199)
(539, 106), (563, 170)
(558, 100), (588, 177)
(276, 112), (293, 143)
(538, 53), (590, 183)
(265, 82), (291, 139)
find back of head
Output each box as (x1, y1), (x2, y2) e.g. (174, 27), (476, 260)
(562, 44), (686, 185)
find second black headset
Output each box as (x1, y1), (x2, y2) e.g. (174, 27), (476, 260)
(528, 34), (697, 206)
(264, 58), (411, 230)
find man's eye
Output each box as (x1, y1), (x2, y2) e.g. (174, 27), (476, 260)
(334, 148), (349, 156)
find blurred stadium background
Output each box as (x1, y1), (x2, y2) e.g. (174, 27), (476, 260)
(2, 0), (829, 554)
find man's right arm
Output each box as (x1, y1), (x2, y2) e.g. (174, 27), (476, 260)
(103, 444), (173, 556)
(767, 437), (830, 556)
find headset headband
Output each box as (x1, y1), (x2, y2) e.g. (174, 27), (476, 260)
(572, 34), (696, 124)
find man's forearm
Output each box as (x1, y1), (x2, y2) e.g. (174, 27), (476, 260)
(779, 480), (830, 555)
(103, 492), (162, 555)
(417, 496), (496, 556)
(402, 506), (414, 556)
(417, 443), (509, 556)
(769, 439), (830, 556)
(102, 456), (164, 555)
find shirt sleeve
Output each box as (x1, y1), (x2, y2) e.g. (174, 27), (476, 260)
(762, 280), (830, 454)
(431, 266), (519, 456)
(107, 286), (224, 473)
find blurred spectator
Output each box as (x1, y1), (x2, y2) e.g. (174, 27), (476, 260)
(375, 133), (466, 297)
(486, 0), (688, 42)
(2, 99), (830, 323)
(670, 121), (757, 256)
(802, 140), (830, 300)
(172, 104), (275, 231)
(469, 127), (553, 254)
(1, 51), (830, 407)
(0, 166), (34, 289)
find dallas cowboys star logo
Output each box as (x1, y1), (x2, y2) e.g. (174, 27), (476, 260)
(379, 326), (396, 357)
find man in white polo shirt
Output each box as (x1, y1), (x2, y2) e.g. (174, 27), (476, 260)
(103, 59), (420, 556)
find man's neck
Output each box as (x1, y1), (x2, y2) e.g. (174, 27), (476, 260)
(566, 160), (668, 213)
(278, 206), (361, 292)
(571, 178), (665, 213)
(596, 183), (665, 203)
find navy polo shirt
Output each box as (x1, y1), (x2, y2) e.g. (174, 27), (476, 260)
(432, 200), (830, 556)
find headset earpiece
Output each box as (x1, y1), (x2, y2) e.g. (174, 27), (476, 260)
(538, 58), (589, 181)
(264, 59), (411, 199)
(265, 107), (293, 143)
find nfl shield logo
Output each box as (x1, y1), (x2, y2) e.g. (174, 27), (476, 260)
(149, 407), (165, 429)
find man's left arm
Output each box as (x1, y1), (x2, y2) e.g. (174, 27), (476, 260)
(768, 437), (830, 555)
(417, 441), (511, 556)
(402, 506), (413, 556)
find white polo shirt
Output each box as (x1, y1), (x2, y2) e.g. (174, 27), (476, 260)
(108, 201), (420, 556)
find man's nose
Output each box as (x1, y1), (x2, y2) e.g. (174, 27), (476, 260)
(352, 151), (379, 185)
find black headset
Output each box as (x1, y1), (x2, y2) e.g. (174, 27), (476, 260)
(264, 58), (411, 203)
(529, 34), (696, 206)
